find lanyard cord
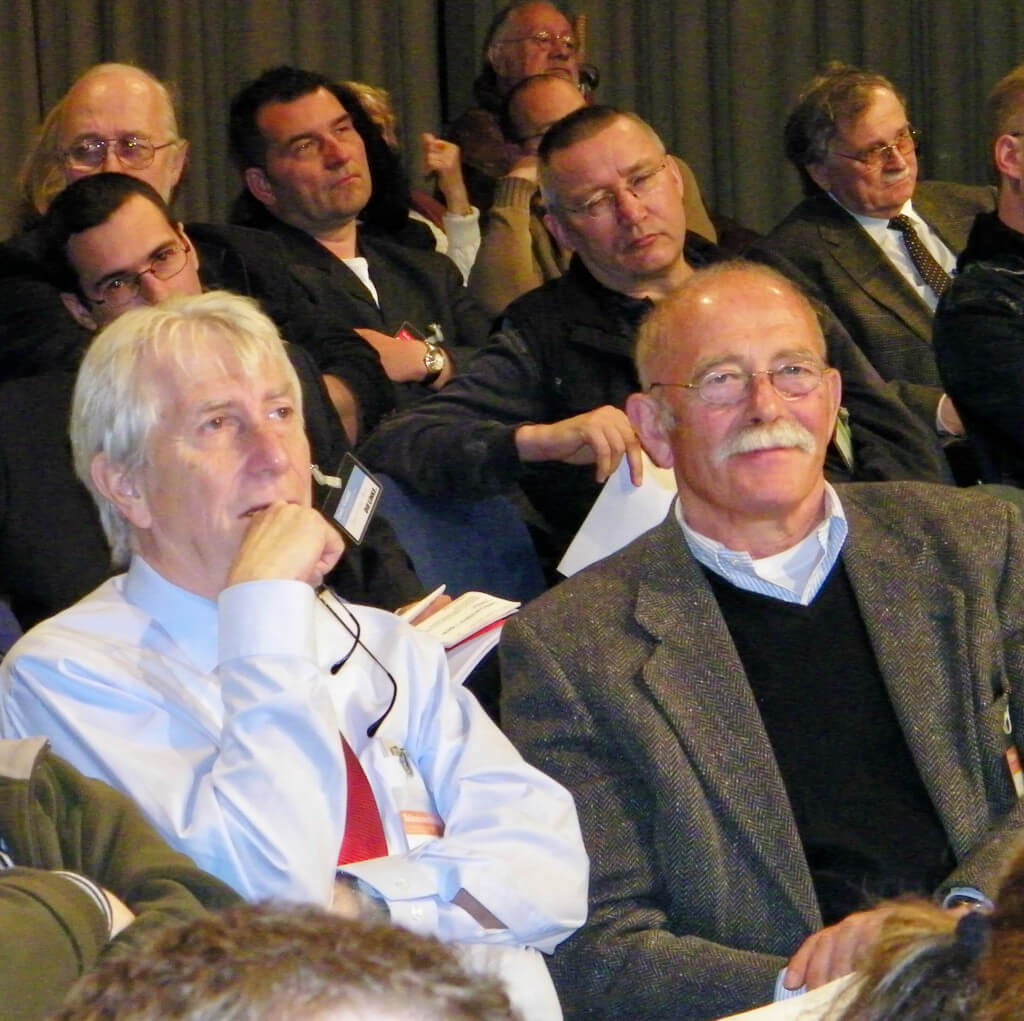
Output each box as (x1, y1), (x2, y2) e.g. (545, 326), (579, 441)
(316, 585), (398, 737)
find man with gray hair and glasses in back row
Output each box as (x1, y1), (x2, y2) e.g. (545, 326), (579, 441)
(501, 260), (1024, 1019)
(0, 290), (587, 1021)
(758, 61), (993, 438)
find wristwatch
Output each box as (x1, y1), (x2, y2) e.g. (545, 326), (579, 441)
(422, 341), (446, 385)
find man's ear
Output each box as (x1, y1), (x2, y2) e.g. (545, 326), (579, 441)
(543, 209), (573, 253)
(244, 166), (276, 208)
(665, 154), (684, 199)
(90, 453), (152, 531)
(61, 291), (97, 332)
(168, 139), (190, 190)
(806, 161), (832, 194)
(825, 365), (843, 423)
(995, 134), (1023, 183)
(178, 224), (200, 273)
(626, 391), (675, 470)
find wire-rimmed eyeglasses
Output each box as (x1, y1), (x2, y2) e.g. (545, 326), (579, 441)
(558, 160), (669, 220)
(60, 135), (179, 172)
(499, 30), (577, 51)
(830, 126), (918, 170)
(87, 241), (192, 310)
(649, 362), (827, 406)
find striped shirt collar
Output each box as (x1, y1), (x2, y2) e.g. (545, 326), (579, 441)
(676, 483), (848, 605)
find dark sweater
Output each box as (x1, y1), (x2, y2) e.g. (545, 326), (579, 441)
(706, 561), (954, 924)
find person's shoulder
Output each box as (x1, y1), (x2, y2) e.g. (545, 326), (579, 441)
(0, 227), (48, 272)
(187, 221), (297, 270)
(5, 576), (135, 663)
(943, 216), (1024, 317)
(766, 191), (839, 235)
(758, 194), (847, 270)
(500, 261), (595, 330)
(187, 220), (277, 249)
(842, 481), (1019, 546)
(916, 179), (996, 214)
(513, 520), (677, 633)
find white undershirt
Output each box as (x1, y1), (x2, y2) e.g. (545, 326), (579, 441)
(342, 256), (380, 306)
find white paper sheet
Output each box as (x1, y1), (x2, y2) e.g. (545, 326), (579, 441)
(558, 452), (677, 577)
(716, 974), (857, 1020)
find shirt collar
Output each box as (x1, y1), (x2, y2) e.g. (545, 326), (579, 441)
(831, 192), (920, 238)
(676, 483), (849, 604)
(123, 556), (220, 672)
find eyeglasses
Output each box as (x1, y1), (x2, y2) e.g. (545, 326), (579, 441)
(500, 30), (577, 51)
(87, 240), (191, 309)
(830, 126), (918, 169)
(650, 362), (827, 406)
(60, 135), (178, 172)
(559, 160), (669, 220)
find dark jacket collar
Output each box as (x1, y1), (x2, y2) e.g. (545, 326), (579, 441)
(560, 231), (724, 328)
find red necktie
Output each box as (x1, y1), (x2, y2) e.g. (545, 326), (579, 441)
(337, 735), (388, 865)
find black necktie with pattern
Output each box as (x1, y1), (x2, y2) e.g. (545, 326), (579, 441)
(887, 214), (952, 299)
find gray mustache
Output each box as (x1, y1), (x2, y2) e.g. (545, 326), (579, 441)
(712, 420), (818, 465)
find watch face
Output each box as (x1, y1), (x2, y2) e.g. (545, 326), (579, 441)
(424, 346), (445, 373)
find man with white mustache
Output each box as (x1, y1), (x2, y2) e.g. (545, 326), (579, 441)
(500, 261), (1024, 1019)
(711, 419), (818, 465)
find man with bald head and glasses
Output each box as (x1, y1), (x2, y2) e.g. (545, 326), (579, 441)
(19, 63), (188, 220)
(757, 61), (994, 439)
(500, 260), (1024, 1020)
(0, 64), (191, 382)
(447, 1), (584, 213)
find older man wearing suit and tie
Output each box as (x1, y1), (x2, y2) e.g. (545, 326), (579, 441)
(757, 62), (993, 437)
(500, 260), (1024, 1020)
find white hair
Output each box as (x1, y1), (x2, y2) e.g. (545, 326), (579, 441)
(71, 290), (302, 565)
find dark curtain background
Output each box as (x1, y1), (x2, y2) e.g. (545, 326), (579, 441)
(2, 1), (1022, 237)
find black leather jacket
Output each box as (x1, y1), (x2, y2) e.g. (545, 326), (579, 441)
(934, 211), (1024, 485)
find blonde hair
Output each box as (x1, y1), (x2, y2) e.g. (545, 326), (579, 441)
(343, 80), (398, 148)
(989, 63), (1024, 142)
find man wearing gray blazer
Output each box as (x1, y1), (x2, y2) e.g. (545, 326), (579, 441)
(758, 62), (993, 432)
(501, 261), (1024, 1020)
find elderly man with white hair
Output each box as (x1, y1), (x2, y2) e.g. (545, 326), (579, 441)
(0, 290), (587, 1021)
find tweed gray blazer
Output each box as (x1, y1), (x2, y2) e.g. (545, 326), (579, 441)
(758, 181), (994, 423)
(501, 482), (1024, 1020)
